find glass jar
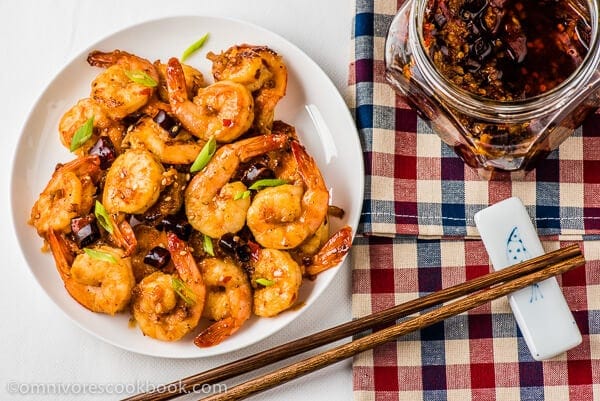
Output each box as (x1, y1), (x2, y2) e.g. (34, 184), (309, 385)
(385, 0), (600, 179)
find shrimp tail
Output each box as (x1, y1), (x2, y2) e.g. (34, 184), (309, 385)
(167, 231), (187, 260)
(165, 57), (210, 139)
(62, 154), (103, 182)
(87, 49), (133, 68)
(46, 229), (75, 281)
(166, 57), (189, 104)
(306, 225), (352, 276)
(194, 317), (238, 347)
(167, 232), (206, 296)
(237, 133), (289, 161)
(109, 217), (138, 257)
(291, 140), (324, 190)
(291, 140), (330, 237)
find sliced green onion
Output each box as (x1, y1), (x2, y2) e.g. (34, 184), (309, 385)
(233, 190), (251, 201)
(248, 178), (289, 191)
(181, 33), (210, 62)
(94, 201), (113, 234)
(69, 116), (94, 152)
(171, 277), (196, 306)
(124, 70), (158, 87)
(203, 234), (215, 256)
(84, 248), (117, 264)
(190, 136), (217, 173)
(255, 278), (275, 287)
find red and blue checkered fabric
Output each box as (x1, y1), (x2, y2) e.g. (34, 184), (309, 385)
(349, 1), (600, 400)
(352, 238), (600, 401)
(350, 0), (600, 239)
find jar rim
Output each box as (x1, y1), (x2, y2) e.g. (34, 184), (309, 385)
(411, 0), (600, 120)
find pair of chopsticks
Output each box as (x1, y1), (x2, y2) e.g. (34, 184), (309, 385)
(124, 244), (585, 401)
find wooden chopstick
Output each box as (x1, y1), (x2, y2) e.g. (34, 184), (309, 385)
(199, 250), (585, 400)
(123, 244), (583, 401)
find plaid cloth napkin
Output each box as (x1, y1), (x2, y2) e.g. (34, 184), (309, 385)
(348, 1), (600, 400)
(350, 1), (600, 239)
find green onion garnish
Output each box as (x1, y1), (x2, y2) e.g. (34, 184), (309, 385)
(171, 277), (196, 306)
(248, 178), (289, 191)
(255, 278), (275, 287)
(190, 136), (217, 173)
(203, 234), (215, 256)
(84, 248), (117, 264)
(233, 190), (251, 200)
(181, 33), (210, 62)
(124, 70), (158, 87)
(69, 116), (94, 152)
(94, 200), (113, 234)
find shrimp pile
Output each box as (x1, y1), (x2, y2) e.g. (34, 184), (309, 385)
(29, 43), (352, 347)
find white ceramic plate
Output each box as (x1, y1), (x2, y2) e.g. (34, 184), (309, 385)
(11, 16), (363, 358)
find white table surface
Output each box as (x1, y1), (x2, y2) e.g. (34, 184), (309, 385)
(0, 1), (355, 400)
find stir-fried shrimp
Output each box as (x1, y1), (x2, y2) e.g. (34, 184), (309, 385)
(247, 141), (329, 249)
(190, 181), (250, 239)
(305, 225), (352, 276)
(129, 98), (203, 164)
(154, 60), (205, 103)
(185, 134), (289, 238)
(194, 257), (252, 347)
(59, 98), (125, 154)
(47, 230), (135, 315)
(166, 57), (254, 143)
(87, 49), (159, 119)
(123, 116), (203, 165)
(251, 248), (302, 317)
(102, 149), (165, 215)
(30, 155), (101, 236)
(208, 46), (273, 92)
(131, 232), (206, 341)
(207, 45), (287, 133)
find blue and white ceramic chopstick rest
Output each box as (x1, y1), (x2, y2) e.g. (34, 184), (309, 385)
(474, 197), (581, 360)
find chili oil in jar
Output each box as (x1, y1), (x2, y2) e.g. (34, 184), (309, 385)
(385, 0), (600, 178)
